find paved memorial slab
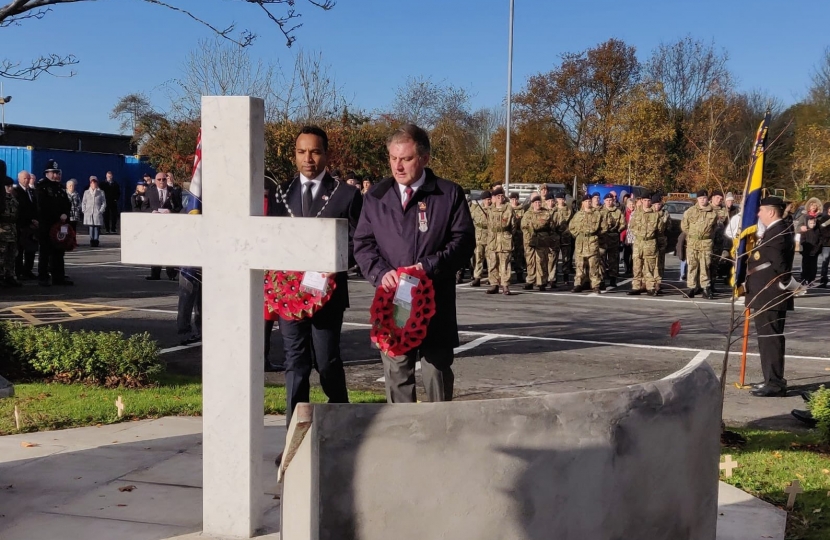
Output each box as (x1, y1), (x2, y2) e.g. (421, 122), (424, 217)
(119, 96), (348, 538)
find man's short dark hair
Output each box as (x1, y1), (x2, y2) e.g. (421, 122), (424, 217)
(387, 124), (431, 157)
(296, 125), (328, 152)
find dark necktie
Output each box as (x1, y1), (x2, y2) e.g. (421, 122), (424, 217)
(27, 189), (33, 202)
(403, 187), (414, 210)
(302, 182), (314, 217)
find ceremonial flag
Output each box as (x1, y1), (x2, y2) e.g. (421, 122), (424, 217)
(732, 111), (770, 295)
(185, 129), (202, 215)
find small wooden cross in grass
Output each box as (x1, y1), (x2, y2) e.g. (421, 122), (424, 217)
(719, 455), (738, 478)
(785, 479), (803, 510)
(115, 396), (125, 419)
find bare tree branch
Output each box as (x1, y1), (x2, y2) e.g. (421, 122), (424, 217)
(0, 53), (77, 80)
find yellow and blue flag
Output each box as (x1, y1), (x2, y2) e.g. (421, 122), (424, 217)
(733, 111), (770, 295)
(184, 129), (202, 215)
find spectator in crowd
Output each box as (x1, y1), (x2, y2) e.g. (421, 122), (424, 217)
(143, 172), (182, 280)
(36, 160), (72, 286)
(132, 182), (149, 211)
(14, 170), (38, 280)
(622, 197), (635, 275)
(362, 176), (374, 195)
(81, 177), (107, 247)
(677, 231), (687, 281)
(800, 213), (821, 283)
(102, 171), (121, 234)
(725, 192), (739, 218)
(1, 175), (21, 287)
(344, 170), (359, 188)
(819, 202), (830, 288)
(178, 268), (202, 346)
(166, 172), (182, 200)
(65, 179), (82, 231)
(142, 173), (153, 186)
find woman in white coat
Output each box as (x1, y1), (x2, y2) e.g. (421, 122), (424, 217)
(82, 177), (107, 247)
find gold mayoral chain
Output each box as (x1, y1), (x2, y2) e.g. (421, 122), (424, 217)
(268, 175), (341, 219)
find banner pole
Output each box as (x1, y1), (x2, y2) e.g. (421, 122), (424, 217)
(739, 308), (750, 387)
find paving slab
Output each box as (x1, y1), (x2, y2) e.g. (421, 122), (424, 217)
(0, 512), (191, 540)
(716, 481), (787, 540)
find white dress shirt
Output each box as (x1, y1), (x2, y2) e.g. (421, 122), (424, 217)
(299, 171), (326, 199)
(398, 171), (426, 205)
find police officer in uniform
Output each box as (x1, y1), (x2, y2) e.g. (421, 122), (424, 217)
(36, 160), (73, 286)
(746, 196), (796, 397)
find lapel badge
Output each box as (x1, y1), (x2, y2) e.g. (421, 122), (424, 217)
(322, 195), (329, 201)
(753, 251), (760, 261)
(418, 201), (427, 211)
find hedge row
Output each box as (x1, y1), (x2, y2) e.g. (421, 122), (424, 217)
(0, 322), (164, 387)
(809, 387), (830, 445)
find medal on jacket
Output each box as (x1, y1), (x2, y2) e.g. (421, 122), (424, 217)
(418, 201), (428, 232)
(753, 251), (760, 261)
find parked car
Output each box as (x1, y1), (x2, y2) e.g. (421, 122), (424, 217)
(664, 200), (693, 255)
(586, 183), (649, 202)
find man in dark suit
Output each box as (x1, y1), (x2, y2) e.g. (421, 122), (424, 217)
(746, 196), (796, 397)
(102, 171), (121, 234)
(266, 125), (363, 431)
(14, 170), (39, 280)
(143, 172), (183, 280)
(354, 124), (475, 403)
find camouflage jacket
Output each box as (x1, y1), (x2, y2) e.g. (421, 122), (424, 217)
(629, 207), (664, 250)
(569, 208), (602, 256)
(711, 203), (731, 244)
(521, 208), (554, 248)
(486, 204), (515, 252)
(656, 208), (671, 248)
(1, 193), (19, 242)
(553, 204), (573, 242)
(470, 202), (490, 246)
(680, 204), (718, 248)
(512, 205), (526, 241)
(600, 206), (626, 248)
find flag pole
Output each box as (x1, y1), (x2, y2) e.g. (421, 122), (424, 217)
(738, 308), (750, 387)
(504, 0), (514, 193)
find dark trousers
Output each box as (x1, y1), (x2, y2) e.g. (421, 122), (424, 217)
(104, 205), (119, 232)
(279, 307), (349, 426)
(821, 247), (830, 284)
(623, 244), (633, 275)
(264, 318), (279, 364)
(801, 253), (819, 283)
(754, 308), (787, 389)
(149, 266), (178, 279)
(15, 246), (36, 276)
(37, 236), (65, 283)
(381, 347), (454, 403)
(177, 273), (202, 335)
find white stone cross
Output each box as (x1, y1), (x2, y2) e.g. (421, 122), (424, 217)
(121, 96), (348, 538)
(115, 395), (125, 419)
(785, 479), (803, 509)
(719, 455), (738, 478)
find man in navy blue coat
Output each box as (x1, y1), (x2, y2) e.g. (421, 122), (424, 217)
(354, 124), (475, 403)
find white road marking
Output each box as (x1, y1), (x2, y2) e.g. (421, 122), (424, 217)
(159, 343), (201, 354)
(616, 278), (632, 287)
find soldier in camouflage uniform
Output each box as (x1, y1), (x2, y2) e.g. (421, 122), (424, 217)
(680, 189), (719, 299)
(522, 193), (553, 291)
(469, 190), (492, 287)
(652, 197), (671, 292)
(708, 190), (731, 294)
(553, 192), (573, 286)
(485, 186), (516, 295)
(1, 177), (21, 286)
(509, 192), (526, 284)
(599, 192), (626, 289)
(627, 193), (666, 296)
(569, 194), (603, 293)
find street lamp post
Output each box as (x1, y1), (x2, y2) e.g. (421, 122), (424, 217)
(0, 83), (11, 136)
(504, 0), (515, 193)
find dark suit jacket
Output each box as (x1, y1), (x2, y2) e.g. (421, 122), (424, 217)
(14, 185), (38, 227)
(144, 186), (183, 213)
(267, 172), (363, 312)
(745, 219), (795, 312)
(353, 168), (475, 348)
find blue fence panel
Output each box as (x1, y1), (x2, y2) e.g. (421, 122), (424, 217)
(0, 146), (33, 181)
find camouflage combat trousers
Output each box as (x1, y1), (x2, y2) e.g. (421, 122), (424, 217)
(487, 250), (512, 286)
(547, 239), (561, 283)
(473, 243), (487, 279)
(687, 245), (712, 289)
(1, 240), (18, 277)
(574, 253), (602, 289)
(657, 238), (667, 286)
(559, 240), (573, 280)
(632, 242), (658, 291)
(525, 245), (549, 285)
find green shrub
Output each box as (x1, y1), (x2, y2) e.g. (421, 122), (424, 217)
(0, 322), (164, 387)
(808, 386), (830, 444)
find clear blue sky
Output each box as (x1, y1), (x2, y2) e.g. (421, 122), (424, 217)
(0, 0), (827, 134)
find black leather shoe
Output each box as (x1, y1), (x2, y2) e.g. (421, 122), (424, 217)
(648, 289), (658, 297)
(701, 289), (712, 299)
(609, 278), (617, 287)
(523, 283), (534, 290)
(687, 288), (696, 298)
(470, 279), (481, 287)
(538, 284), (547, 292)
(145, 276), (161, 281)
(627, 289), (642, 296)
(485, 285), (499, 294)
(591, 287), (601, 294)
(599, 282), (607, 291)
(571, 285), (584, 293)
(791, 409), (817, 428)
(750, 385), (787, 397)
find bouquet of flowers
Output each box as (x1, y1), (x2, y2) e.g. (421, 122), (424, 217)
(264, 271), (337, 321)
(369, 267), (436, 356)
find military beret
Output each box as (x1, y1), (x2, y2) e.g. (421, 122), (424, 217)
(759, 196), (786, 209)
(591, 192), (600, 198)
(554, 191), (565, 199)
(712, 189), (724, 197)
(480, 190), (492, 199)
(143, 172), (152, 178)
(545, 192), (556, 200)
(531, 193), (541, 202)
(2, 176), (12, 186)
(491, 186), (505, 196)
(604, 193), (614, 200)
(638, 192), (651, 199)
(650, 194), (663, 204)
(582, 194), (592, 201)
(696, 189), (709, 198)
(509, 191), (519, 199)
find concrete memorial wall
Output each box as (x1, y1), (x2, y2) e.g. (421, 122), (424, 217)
(280, 357), (722, 540)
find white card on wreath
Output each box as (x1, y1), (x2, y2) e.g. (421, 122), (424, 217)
(393, 273), (419, 310)
(301, 271), (328, 294)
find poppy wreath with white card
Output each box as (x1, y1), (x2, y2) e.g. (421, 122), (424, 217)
(49, 222), (77, 251)
(263, 271), (337, 321)
(369, 267), (436, 356)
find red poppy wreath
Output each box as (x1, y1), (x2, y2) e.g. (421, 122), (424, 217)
(369, 267), (436, 357)
(263, 271), (337, 321)
(49, 222), (77, 251)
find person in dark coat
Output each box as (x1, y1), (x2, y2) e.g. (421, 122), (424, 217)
(266, 125), (363, 432)
(818, 202), (830, 287)
(36, 159), (72, 286)
(354, 124), (475, 403)
(143, 172), (182, 280)
(14, 170), (39, 279)
(746, 196), (797, 397)
(102, 171), (121, 233)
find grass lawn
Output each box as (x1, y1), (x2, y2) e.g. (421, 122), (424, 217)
(0, 375), (386, 435)
(723, 429), (830, 540)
